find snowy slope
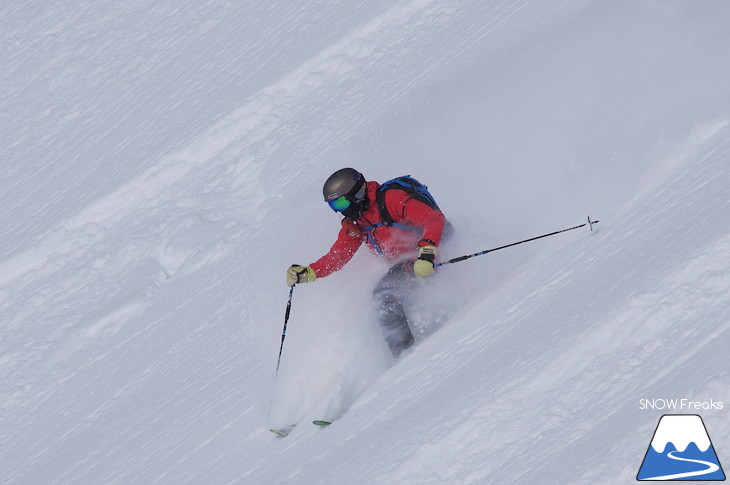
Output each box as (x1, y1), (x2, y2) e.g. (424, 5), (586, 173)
(255, 120), (730, 485)
(1, 1), (729, 484)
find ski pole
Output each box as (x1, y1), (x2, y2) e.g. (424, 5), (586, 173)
(276, 285), (295, 374)
(435, 216), (599, 268)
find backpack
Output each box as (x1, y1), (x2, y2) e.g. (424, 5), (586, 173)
(375, 175), (441, 226)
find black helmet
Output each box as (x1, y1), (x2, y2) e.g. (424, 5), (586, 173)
(322, 168), (367, 219)
(322, 168), (363, 200)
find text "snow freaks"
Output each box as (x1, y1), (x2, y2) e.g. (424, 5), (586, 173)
(639, 399), (724, 411)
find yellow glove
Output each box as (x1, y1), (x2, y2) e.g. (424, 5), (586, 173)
(286, 265), (317, 286)
(413, 245), (437, 278)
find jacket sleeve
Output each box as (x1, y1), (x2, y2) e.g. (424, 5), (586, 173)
(386, 190), (446, 247)
(309, 222), (363, 278)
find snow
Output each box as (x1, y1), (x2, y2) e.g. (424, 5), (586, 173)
(1, 1), (729, 484)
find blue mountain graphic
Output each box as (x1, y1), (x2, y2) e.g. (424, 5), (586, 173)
(638, 441), (726, 481)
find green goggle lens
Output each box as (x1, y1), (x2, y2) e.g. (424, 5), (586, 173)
(328, 195), (351, 212)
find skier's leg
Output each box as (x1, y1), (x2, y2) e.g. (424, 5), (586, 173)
(373, 263), (416, 357)
(376, 293), (413, 356)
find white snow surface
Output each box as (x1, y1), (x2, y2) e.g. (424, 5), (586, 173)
(2, 1), (730, 484)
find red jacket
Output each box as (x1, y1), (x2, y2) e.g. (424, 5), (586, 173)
(310, 181), (446, 278)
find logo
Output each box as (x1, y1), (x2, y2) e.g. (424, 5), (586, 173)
(639, 399), (724, 411)
(637, 414), (725, 481)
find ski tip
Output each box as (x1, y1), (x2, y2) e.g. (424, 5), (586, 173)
(269, 424), (296, 437)
(312, 420), (333, 427)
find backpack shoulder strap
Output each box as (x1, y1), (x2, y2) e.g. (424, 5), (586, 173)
(376, 175), (439, 226)
(375, 185), (394, 226)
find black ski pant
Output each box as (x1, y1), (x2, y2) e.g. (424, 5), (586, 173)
(372, 262), (417, 357)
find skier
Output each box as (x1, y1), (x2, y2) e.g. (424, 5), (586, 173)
(286, 168), (449, 357)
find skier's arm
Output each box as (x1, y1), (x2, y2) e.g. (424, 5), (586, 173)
(309, 221), (363, 278)
(386, 191), (445, 278)
(386, 191), (446, 247)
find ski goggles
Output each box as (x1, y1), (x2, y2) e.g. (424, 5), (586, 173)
(327, 186), (366, 212)
(328, 195), (352, 212)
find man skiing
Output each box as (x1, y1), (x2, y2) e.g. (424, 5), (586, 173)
(286, 168), (449, 357)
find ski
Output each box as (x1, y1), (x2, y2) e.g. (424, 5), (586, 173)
(269, 424), (296, 437)
(270, 420), (334, 438)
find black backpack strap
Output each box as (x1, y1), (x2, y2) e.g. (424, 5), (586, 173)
(376, 176), (440, 227)
(376, 186), (394, 226)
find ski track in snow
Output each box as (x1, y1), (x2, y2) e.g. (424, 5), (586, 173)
(2, 0), (730, 484)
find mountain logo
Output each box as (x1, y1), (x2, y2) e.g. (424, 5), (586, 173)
(637, 414), (725, 481)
